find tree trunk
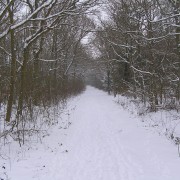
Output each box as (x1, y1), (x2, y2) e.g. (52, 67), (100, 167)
(17, 48), (28, 116)
(5, 1), (16, 122)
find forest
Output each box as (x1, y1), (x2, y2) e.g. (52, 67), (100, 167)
(1, 0), (180, 179)
(0, 0), (180, 156)
(0, 0), (97, 143)
(93, 0), (180, 111)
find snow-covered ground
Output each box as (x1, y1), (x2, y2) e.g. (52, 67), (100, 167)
(115, 94), (180, 145)
(1, 86), (180, 180)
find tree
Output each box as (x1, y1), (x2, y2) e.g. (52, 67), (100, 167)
(92, 0), (180, 110)
(0, 0), (98, 143)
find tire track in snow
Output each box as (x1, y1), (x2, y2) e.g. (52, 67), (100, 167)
(32, 86), (180, 180)
(47, 87), (143, 180)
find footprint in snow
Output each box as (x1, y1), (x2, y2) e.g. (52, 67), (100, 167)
(62, 150), (68, 153)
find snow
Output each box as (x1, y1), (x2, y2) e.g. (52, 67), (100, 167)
(115, 94), (180, 143)
(1, 86), (180, 180)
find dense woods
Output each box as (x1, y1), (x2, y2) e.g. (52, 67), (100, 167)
(0, 0), (96, 142)
(1, 0), (180, 144)
(92, 0), (180, 111)
(1, 1), (180, 179)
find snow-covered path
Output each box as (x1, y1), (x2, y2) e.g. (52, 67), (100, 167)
(2, 86), (180, 180)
